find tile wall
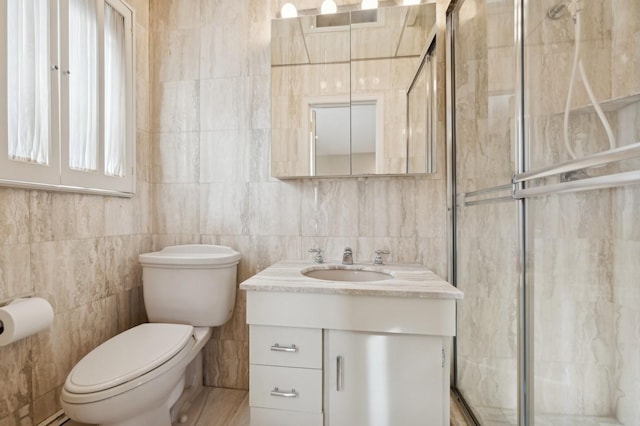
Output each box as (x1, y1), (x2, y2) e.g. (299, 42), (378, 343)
(150, 0), (450, 390)
(0, 1), (152, 425)
(0, 1), (450, 424)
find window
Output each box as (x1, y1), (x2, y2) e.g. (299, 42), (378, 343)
(0, 0), (135, 195)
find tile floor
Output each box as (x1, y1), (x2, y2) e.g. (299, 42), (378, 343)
(64, 386), (472, 425)
(192, 387), (472, 426)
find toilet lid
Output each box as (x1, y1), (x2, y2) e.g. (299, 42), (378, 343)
(65, 323), (194, 394)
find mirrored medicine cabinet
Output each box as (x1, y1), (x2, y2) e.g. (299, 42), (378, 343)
(271, 2), (437, 178)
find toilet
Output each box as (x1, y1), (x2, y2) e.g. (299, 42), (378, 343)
(60, 244), (241, 426)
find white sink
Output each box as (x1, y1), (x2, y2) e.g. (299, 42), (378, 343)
(302, 266), (393, 282)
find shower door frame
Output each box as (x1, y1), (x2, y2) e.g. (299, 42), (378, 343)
(448, 0), (640, 424)
(446, 0), (531, 423)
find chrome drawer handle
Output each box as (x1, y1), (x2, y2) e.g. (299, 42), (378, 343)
(270, 387), (298, 398)
(270, 343), (297, 353)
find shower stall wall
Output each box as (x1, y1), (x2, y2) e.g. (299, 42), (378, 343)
(449, 0), (640, 424)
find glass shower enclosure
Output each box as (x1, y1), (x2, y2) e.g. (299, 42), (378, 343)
(448, 0), (640, 424)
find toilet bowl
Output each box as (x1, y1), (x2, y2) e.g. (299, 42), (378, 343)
(61, 324), (211, 426)
(60, 245), (240, 426)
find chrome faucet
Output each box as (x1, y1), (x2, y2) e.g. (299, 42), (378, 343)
(308, 248), (324, 264)
(342, 247), (353, 265)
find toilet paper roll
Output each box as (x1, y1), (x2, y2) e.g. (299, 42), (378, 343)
(0, 297), (54, 346)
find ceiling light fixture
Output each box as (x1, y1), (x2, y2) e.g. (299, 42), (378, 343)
(403, 0), (421, 5)
(321, 0), (337, 14)
(280, 2), (298, 18)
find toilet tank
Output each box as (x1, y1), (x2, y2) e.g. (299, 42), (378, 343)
(138, 245), (241, 326)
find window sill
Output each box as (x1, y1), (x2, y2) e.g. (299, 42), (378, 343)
(0, 178), (134, 198)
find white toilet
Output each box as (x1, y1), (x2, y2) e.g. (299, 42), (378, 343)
(60, 244), (241, 426)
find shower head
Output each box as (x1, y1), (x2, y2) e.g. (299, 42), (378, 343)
(547, 2), (568, 19)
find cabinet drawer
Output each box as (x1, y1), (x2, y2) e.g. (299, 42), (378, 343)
(250, 365), (322, 413)
(249, 407), (323, 426)
(250, 325), (322, 368)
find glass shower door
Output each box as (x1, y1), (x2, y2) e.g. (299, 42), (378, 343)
(450, 0), (520, 423)
(523, 0), (640, 424)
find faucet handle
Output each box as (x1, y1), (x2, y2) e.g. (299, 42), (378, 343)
(374, 249), (390, 265)
(308, 248), (324, 264)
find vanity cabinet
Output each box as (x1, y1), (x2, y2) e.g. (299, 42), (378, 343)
(240, 261), (463, 426)
(325, 330), (446, 426)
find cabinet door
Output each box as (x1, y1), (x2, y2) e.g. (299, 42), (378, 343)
(326, 330), (444, 426)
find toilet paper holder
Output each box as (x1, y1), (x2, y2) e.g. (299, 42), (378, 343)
(0, 292), (36, 335)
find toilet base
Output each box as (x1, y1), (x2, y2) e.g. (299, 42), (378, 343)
(170, 352), (206, 425)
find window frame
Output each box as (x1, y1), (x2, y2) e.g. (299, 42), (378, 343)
(0, 0), (136, 197)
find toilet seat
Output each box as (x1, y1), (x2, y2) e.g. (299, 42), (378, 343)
(62, 323), (194, 403)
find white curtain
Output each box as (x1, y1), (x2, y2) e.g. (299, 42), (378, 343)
(7, 0), (50, 165)
(104, 2), (126, 177)
(68, 0), (98, 171)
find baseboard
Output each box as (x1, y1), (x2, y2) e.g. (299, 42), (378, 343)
(38, 409), (69, 426)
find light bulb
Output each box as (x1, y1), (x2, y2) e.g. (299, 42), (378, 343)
(280, 3), (298, 18)
(361, 0), (378, 9)
(321, 0), (337, 14)
(403, 0), (421, 5)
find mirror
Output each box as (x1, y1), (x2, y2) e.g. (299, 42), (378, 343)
(271, 2), (437, 178)
(407, 43), (436, 173)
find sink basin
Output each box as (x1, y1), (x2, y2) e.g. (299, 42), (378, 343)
(302, 267), (393, 282)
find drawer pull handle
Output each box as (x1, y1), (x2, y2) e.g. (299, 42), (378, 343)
(270, 343), (298, 353)
(270, 387), (298, 398)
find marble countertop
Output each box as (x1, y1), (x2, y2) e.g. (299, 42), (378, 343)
(239, 260), (464, 299)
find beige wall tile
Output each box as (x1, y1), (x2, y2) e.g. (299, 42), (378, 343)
(153, 184), (200, 234)
(153, 132), (200, 183)
(0, 190), (30, 246)
(0, 244), (31, 300)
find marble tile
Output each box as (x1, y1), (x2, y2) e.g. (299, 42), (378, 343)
(133, 181), (153, 235)
(29, 192), (106, 242)
(192, 387), (472, 426)
(104, 196), (135, 236)
(151, 234), (201, 251)
(115, 287), (147, 333)
(136, 80), (152, 136)
(153, 132), (200, 184)
(153, 183), (200, 234)
(0, 244), (31, 300)
(30, 239), (107, 313)
(247, 20), (271, 78)
(104, 235), (143, 294)
(152, 80), (200, 133)
(211, 286), (248, 343)
(199, 130), (249, 183)
(136, 130), (153, 184)
(151, 0), (201, 31)
(0, 405), (31, 426)
(199, 183), (250, 235)
(152, 29), (201, 82)
(200, 77), (251, 131)
(300, 179), (360, 237)
(203, 340), (249, 389)
(32, 387), (60, 425)
(218, 235), (301, 282)
(200, 21), (249, 79)
(196, 388), (249, 426)
(0, 189), (30, 246)
(250, 75), (270, 130)
(0, 339), (31, 420)
(247, 181), (301, 236)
